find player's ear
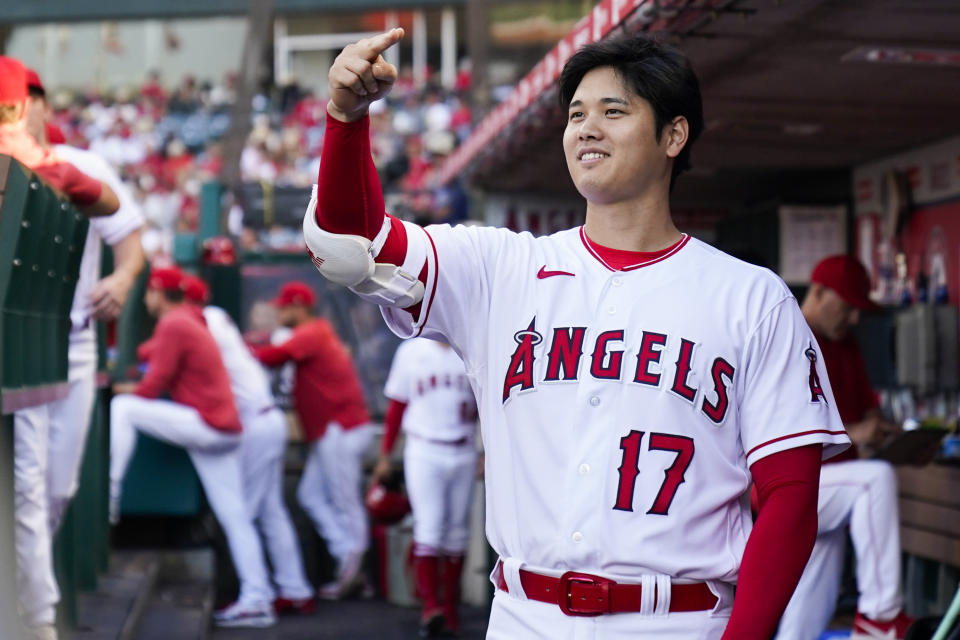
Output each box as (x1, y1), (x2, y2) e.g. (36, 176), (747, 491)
(663, 116), (689, 159)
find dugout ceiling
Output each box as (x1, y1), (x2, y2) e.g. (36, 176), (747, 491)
(0, 0), (462, 23)
(445, 0), (960, 210)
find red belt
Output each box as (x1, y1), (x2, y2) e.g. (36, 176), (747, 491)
(496, 563), (718, 617)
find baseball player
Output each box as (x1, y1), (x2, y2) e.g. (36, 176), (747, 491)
(251, 281), (376, 600)
(111, 266), (276, 628)
(180, 275), (316, 614)
(9, 66), (135, 640)
(0, 56), (119, 217)
(373, 338), (479, 637)
(303, 30), (852, 639)
(776, 256), (915, 640)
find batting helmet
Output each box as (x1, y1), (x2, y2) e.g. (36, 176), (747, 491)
(201, 236), (237, 265)
(365, 481), (410, 525)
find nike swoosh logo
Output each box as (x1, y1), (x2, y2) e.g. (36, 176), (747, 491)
(537, 266), (575, 279)
(854, 620), (897, 640)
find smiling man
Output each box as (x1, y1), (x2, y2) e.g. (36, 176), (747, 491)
(303, 30), (849, 639)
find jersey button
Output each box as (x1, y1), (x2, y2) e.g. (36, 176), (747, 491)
(578, 463), (590, 475)
(612, 277), (623, 286)
(589, 396), (600, 407)
(607, 306), (617, 315)
(572, 531), (584, 543)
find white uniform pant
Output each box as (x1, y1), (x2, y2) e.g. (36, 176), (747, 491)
(776, 459), (902, 640)
(48, 346), (99, 531)
(14, 407), (59, 627)
(404, 436), (477, 555)
(13, 354), (99, 627)
(241, 407), (312, 600)
(110, 394), (274, 605)
(297, 422), (375, 563)
(487, 587), (730, 640)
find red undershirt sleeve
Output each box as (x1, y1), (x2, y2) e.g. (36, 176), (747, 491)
(722, 444), (821, 640)
(380, 399), (407, 455)
(315, 113), (411, 268)
(316, 114), (385, 240)
(34, 162), (103, 206)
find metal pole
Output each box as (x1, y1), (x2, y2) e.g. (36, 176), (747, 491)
(441, 7), (456, 90)
(412, 9), (427, 88)
(218, 0), (276, 230)
(465, 0), (489, 112)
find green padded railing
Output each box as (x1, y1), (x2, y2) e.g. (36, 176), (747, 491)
(0, 154), (91, 633)
(0, 155), (88, 403)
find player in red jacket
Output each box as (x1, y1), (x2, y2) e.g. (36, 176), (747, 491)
(252, 281), (375, 599)
(110, 266), (276, 628)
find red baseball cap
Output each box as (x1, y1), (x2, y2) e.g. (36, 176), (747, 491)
(25, 68), (44, 94)
(810, 255), (879, 311)
(273, 281), (316, 307)
(45, 122), (66, 144)
(148, 266), (185, 293)
(0, 56), (27, 105)
(181, 274), (210, 305)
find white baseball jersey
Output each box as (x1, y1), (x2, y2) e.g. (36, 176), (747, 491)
(53, 145), (144, 353)
(202, 306), (275, 415)
(378, 224), (849, 585)
(384, 338), (477, 443)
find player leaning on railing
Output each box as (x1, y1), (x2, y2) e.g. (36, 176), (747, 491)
(303, 28), (850, 639)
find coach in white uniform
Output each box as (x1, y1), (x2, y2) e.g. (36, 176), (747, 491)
(375, 338), (478, 636)
(13, 90), (144, 639)
(181, 276), (315, 613)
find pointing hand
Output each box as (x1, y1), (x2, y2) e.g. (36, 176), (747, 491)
(327, 28), (404, 123)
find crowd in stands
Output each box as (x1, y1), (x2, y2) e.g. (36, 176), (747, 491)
(44, 66), (474, 258)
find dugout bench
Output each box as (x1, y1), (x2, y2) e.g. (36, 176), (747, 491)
(897, 463), (960, 617)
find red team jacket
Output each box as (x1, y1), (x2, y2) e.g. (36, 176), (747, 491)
(134, 305), (241, 433)
(254, 317), (369, 441)
(815, 332), (879, 463)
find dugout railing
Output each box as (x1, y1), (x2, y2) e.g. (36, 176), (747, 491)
(0, 154), (111, 633)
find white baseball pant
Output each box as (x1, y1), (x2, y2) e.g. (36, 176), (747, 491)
(776, 459), (903, 640)
(404, 436), (477, 555)
(241, 407), (313, 600)
(47, 345), (98, 532)
(486, 585), (731, 640)
(13, 345), (99, 627)
(297, 422), (375, 564)
(14, 407), (59, 627)
(110, 394), (274, 605)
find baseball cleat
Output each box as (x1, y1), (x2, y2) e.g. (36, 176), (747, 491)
(273, 595), (316, 615)
(212, 600), (276, 628)
(418, 609), (446, 638)
(851, 611), (916, 640)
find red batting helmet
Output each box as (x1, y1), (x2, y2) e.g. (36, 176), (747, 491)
(201, 236), (237, 265)
(365, 482), (410, 525)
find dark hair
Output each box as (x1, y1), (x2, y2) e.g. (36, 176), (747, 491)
(558, 33), (704, 188)
(27, 86), (45, 100)
(161, 288), (185, 303)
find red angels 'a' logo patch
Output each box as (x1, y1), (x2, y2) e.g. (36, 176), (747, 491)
(805, 343), (827, 404)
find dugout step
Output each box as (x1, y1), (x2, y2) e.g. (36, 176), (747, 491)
(69, 550), (160, 640)
(134, 549), (215, 640)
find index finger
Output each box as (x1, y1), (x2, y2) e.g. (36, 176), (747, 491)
(358, 28), (404, 61)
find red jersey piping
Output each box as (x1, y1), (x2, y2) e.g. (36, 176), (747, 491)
(747, 429), (848, 458)
(578, 227), (691, 272)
